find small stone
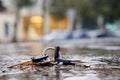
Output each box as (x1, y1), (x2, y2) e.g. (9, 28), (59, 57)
(2, 70), (6, 73)
(83, 65), (90, 68)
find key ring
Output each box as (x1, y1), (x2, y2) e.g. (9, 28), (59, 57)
(42, 46), (61, 61)
(42, 47), (55, 55)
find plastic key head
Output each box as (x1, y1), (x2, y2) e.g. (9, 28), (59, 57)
(54, 46), (60, 62)
(31, 54), (49, 63)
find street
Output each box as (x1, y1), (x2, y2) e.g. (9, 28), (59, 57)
(0, 38), (120, 80)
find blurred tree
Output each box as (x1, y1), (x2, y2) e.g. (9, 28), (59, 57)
(50, 0), (67, 19)
(0, 0), (6, 11)
(50, 0), (120, 28)
(90, 0), (120, 23)
(12, 0), (34, 42)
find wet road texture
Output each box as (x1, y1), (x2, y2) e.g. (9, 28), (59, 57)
(0, 39), (120, 80)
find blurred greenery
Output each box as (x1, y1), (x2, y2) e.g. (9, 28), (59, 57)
(13, 0), (34, 8)
(50, 0), (120, 23)
(50, 0), (67, 18)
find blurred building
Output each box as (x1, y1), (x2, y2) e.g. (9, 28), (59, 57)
(0, 0), (68, 42)
(0, 0), (15, 42)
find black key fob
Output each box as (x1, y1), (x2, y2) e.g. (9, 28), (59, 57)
(31, 54), (48, 62)
(57, 58), (75, 65)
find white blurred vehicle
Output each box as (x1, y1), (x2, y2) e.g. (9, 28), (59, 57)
(72, 29), (88, 39)
(40, 30), (72, 42)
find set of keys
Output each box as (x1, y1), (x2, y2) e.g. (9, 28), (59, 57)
(8, 46), (90, 69)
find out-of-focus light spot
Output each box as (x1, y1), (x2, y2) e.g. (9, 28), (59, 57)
(105, 23), (117, 31)
(30, 16), (43, 23)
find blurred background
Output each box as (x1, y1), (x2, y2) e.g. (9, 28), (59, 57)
(0, 0), (120, 42)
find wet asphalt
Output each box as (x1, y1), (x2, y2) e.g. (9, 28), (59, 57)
(0, 39), (120, 80)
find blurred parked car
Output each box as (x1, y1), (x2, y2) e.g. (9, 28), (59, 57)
(72, 29), (88, 39)
(113, 30), (120, 37)
(86, 29), (115, 38)
(40, 30), (72, 42)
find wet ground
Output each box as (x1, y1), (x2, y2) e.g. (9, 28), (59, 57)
(0, 39), (120, 80)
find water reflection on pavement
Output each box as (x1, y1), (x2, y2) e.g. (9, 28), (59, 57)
(0, 41), (120, 80)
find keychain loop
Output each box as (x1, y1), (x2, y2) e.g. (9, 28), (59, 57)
(42, 47), (55, 55)
(42, 47), (61, 57)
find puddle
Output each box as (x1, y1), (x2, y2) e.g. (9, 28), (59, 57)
(0, 41), (120, 80)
